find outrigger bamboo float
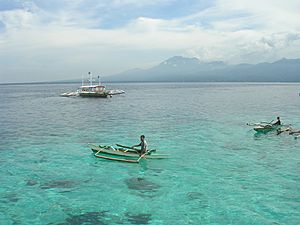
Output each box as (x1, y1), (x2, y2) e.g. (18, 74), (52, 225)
(89, 144), (169, 163)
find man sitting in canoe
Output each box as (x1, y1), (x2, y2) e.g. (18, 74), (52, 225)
(272, 117), (281, 126)
(264, 116), (281, 129)
(132, 135), (148, 156)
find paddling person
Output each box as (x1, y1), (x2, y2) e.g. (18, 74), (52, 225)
(272, 117), (281, 126)
(132, 135), (148, 156)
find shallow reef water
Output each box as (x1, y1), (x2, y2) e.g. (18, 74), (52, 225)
(0, 82), (300, 224)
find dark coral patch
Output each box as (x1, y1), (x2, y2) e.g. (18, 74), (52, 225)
(187, 192), (204, 200)
(58, 211), (108, 225)
(40, 180), (76, 189)
(125, 178), (160, 191)
(125, 213), (152, 225)
(0, 193), (20, 203)
(186, 192), (209, 209)
(26, 179), (38, 186)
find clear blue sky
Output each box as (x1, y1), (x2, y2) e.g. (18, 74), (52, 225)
(0, 0), (300, 83)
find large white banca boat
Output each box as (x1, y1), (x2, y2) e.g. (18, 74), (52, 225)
(60, 72), (125, 97)
(78, 72), (109, 98)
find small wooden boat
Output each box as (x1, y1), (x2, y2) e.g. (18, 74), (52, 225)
(108, 90), (125, 95)
(90, 144), (147, 154)
(253, 124), (281, 133)
(89, 144), (168, 163)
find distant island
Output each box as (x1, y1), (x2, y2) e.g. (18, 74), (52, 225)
(102, 56), (300, 82)
(2, 56), (300, 85)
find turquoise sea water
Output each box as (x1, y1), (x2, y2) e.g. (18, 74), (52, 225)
(0, 82), (299, 225)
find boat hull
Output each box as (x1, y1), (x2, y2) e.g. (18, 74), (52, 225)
(79, 92), (108, 98)
(253, 125), (280, 133)
(94, 154), (140, 163)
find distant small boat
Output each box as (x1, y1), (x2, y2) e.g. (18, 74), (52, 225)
(108, 89), (125, 95)
(247, 120), (283, 133)
(253, 124), (281, 133)
(253, 124), (292, 134)
(60, 91), (79, 97)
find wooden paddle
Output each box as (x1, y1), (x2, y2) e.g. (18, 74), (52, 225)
(137, 152), (147, 162)
(94, 149), (102, 156)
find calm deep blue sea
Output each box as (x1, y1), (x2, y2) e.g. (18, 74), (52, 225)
(0, 82), (299, 225)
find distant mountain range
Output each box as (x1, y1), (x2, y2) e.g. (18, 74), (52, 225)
(102, 56), (300, 82)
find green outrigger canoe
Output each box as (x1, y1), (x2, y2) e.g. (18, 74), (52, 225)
(253, 124), (282, 133)
(247, 121), (285, 133)
(89, 144), (169, 163)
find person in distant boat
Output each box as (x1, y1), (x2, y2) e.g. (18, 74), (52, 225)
(289, 129), (300, 135)
(272, 117), (281, 126)
(132, 135), (148, 156)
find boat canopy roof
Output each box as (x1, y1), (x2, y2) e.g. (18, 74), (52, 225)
(80, 85), (105, 88)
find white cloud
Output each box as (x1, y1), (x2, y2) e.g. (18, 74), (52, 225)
(0, 9), (37, 29)
(111, 0), (174, 7)
(214, 0), (300, 31)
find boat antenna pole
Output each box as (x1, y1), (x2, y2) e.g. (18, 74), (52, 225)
(98, 75), (100, 85)
(89, 72), (92, 86)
